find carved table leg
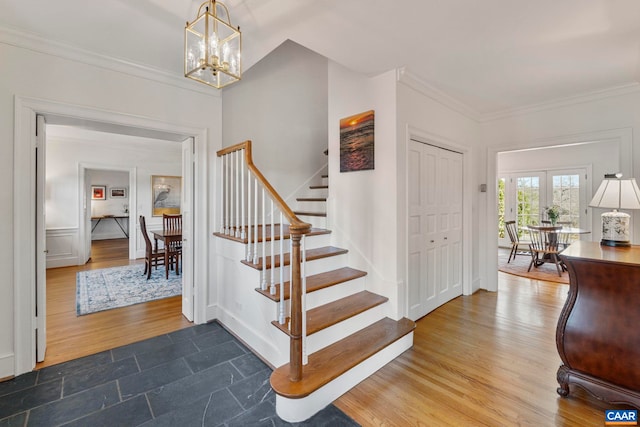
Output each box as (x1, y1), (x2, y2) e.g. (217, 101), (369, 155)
(557, 365), (570, 397)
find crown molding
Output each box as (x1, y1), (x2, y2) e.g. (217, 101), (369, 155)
(0, 25), (220, 98)
(396, 68), (482, 122)
(481, 82), (640, 122)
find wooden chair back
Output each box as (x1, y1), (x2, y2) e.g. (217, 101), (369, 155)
(505, 220), (519, 244)
(139, 215), (153, 252)
(163, 214), (182, 231)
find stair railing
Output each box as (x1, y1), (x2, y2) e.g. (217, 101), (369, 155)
(217, 140), (311, 382)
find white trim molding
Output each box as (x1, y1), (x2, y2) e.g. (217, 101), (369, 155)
(0, 25), (219, 99)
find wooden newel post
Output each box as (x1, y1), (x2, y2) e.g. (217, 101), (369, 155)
(289, 232), (303, 382)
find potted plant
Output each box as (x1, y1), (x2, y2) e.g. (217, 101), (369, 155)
(544, 205), (564, 225)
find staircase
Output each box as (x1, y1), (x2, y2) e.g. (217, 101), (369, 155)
(215, 142), (415, 422)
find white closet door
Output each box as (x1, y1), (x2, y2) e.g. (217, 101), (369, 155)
(408, 140), (463, 320)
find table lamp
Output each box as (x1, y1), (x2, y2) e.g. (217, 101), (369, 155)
(589, 173), (640, 247)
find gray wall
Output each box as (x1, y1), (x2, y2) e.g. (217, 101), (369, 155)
(222, 39), (329, 200)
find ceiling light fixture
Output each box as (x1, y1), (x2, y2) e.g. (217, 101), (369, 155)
(185, 0), (242, 89)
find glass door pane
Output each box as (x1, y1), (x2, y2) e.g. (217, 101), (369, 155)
(516, 174), (544, 237)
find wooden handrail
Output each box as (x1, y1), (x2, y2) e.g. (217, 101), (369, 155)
(217, 140), (310, 381)
(217, 141), (312, 234)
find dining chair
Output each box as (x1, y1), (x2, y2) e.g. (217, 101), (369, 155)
(556, 221), (573, 250)
(162, 214), (182, 275)
(163, 214), (182, 231)
(527, 227), (563, 277)
(504, 220), (529, 263)
(139, 215), (168, 280)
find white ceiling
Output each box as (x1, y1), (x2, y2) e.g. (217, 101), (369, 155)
(2, 0), (640, 116)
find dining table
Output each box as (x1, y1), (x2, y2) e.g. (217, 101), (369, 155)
(523, 224), (591, 269)
(151, 228), (182, 278)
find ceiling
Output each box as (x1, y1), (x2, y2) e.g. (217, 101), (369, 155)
(2, 0), (640, 117)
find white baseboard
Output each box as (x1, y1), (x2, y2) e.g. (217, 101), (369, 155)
(0, 352), (15, 379)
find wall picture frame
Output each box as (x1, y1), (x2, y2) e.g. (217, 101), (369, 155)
(109, 187), (127, 198)
(151, 175), (182, 216)
(91, 185), (106, 200)
(340, 110), (375, 172)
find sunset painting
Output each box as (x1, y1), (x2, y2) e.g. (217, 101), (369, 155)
(340, 110), (374, 172)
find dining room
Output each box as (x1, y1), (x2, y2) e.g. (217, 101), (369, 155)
(496, 138), (623, 282)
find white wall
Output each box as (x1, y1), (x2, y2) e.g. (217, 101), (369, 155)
(221, 40), (329, 202)
(45, 130), (182, 267)
(396, 76), (483, 297)
(327, 64), (399, 314)
(2, 40), (221, 378)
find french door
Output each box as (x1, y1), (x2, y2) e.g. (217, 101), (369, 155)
(498, 169), (587, 246)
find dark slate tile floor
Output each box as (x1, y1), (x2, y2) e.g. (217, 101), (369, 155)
(0, 321), (360, 427)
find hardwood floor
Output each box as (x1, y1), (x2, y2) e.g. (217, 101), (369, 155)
(37, 238), (192, 369)
(335, 273), (629, 426)
(39, 243), (625, 425)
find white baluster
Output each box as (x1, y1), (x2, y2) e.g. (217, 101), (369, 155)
(246, 169), (252, 261)
(301, 234), (308, 365)
(279, 211), (285, 324)
(231, 151), (236, 236)
(225, 154), (230, 235)
(269, 200), (276, 295)
(240, 149), (246, 240)
(235, 150), (240, 238)
(253, 177), (259, 265)
(220, 154), (225, 233)
(261, 187), (267, 290)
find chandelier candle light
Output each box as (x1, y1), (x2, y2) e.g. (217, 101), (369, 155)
(589, 173), (640, 247)
(185, 0), (242, 88)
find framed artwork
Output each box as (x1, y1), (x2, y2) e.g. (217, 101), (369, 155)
(151, 175), (182, 216)
(340, 110), (375, 172)
(91, 185), (106, 200)
(110, 187), (127, 198)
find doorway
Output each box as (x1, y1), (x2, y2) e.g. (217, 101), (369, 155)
(13, 97), (208, 376)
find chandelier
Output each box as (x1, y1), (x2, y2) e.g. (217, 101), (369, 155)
(185, 0), (242, 89)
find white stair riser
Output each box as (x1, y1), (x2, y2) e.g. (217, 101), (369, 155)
(321, 176), (328, 186)
(275, 332), (414, 422)
(257, 252), (348, 285)
(304, 276), (366, 310)
(296, 216), (327, 229)
(248, 233), (332, 258)
(304, 189), (328, 198)
(295, 201), (326, 212)
(306, 304), (386, 355)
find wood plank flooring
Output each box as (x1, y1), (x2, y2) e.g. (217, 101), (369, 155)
(39, 244), (626, 425)
(37, 238), (192, 369)
(334, 272), (629, 426)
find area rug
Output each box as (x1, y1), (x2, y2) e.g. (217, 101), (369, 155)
(76, 264), (182, 315)
(498, 248), (569, 284)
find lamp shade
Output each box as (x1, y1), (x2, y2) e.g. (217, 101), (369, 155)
(589, 176), (640, 209)
(589, 174), (640, 247)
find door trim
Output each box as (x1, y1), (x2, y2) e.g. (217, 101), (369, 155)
(13, 96), (208, 376)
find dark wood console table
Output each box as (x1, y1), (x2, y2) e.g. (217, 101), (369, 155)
(557, 241), (640, 408)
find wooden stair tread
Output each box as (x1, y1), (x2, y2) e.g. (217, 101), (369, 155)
(241, 246), (348, 270)
(309, 185), (328, 189)
(255, 267), (367, 302)
(272, 291), (388, 336)
(296, 197), (327, 202)
(321, 174), (328, 178)
(294, 211), (327, 217)
(214, 225), (330, 243)
(270, 317), (415, 398)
